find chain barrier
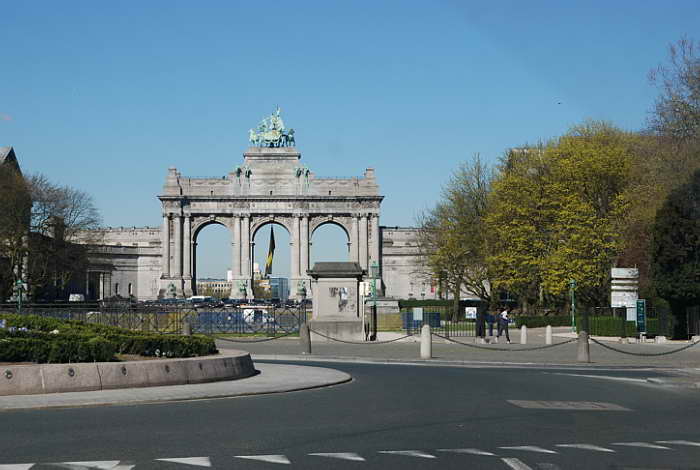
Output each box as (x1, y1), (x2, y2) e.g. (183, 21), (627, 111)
(432, 333), (578, 351)
(589, 337), (700, 356)
(211, 331), (297, 343)
(308, 328), (417, 345)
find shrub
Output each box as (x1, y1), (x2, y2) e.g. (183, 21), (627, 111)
(0, 314), (217, 363)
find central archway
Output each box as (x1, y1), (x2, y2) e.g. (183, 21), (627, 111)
(251, 221), (291, 301)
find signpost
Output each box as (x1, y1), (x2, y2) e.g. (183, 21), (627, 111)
(569, 279), (577, 333)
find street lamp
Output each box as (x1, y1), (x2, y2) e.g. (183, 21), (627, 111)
(13, 280), (25, 314)
(569, 279), (577, 333)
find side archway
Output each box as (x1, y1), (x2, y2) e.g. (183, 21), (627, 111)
(310, 219), (351, 267)
(191, 219), (231, 296)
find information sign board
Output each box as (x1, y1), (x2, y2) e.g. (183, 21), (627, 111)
(636, 299), (646, 333)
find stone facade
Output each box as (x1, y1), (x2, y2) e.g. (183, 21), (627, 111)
(74, 147), (434, 302)
(74, 227), (162, 300)
(380, 227), (438, 300)
(158, 147), (383, 300)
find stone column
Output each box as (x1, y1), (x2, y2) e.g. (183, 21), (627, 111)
(242, 216), (251, 278)
(174, 215), (182, 277)
(350, 215), (359, 263)
(300, 216), (309, 275)
(162, 214), (171, 277)
(370, 214), (380, 268)
(291, 216), (300, 278)
(233, 216), (241, 277)
(359, 215), (368, 271)
(105, 273), (112, 298)
(99, 273), (104, 299)
(183, 216), (192, 278)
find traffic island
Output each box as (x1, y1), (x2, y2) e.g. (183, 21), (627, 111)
(0, 350), (256, 396)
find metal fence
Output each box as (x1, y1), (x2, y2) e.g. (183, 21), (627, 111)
(0, 303), (310, 336)
(394, 308), (477, 337)
(582, 306), (674, 338)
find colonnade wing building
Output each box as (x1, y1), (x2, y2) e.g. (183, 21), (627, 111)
(77, 147), (436, 301)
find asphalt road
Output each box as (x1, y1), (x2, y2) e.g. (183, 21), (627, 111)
(1, 362), (699, 469)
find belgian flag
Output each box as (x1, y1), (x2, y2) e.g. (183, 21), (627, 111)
(264, 226), (275, 277)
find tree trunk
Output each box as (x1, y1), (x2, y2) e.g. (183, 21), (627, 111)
(452, 282), (461, 322)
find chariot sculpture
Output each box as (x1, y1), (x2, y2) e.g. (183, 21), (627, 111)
(249, 107), (296, 148)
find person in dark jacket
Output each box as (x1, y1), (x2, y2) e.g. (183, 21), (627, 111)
(486, 311), (496, 337)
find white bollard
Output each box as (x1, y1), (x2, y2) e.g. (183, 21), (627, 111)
(420, 324), (432, 359)
(520, 325), (527, 345)
(545, 325), (553, 345)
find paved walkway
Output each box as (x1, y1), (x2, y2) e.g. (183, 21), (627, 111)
(0, 363), (350, 411)
(215, 327), (700, 369)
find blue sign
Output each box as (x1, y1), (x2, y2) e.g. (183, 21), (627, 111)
(636, 299), (646, 333)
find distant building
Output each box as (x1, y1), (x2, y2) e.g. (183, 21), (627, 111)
(196, 278), (233, 299)
(269, 277), (289, 301)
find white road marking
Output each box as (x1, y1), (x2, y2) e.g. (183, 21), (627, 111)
(308, 453), (365, 462)
(501, 458), (534, 470)
(555, 444), (616, 453)
(547, 373), (649, 384)
(500, 446), (557, 454)
(234, 455), (291, 465)
(656, 440), (700, 447)
(611, 442), (671, 450)
(61, 462), (121, 469)
(437, 448), (498, 456)
(378, 450), (436, 459)
(536, 464), (562, 469)
(508, 400), (630, 411)
(155, 457), (212, 467)
(0, 465), (34, 470)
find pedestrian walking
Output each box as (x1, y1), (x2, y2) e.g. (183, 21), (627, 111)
(496, 306), (511, 344)
(486, 311), (496, 337)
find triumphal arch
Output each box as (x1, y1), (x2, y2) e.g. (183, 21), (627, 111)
(158, 109), (383, 299)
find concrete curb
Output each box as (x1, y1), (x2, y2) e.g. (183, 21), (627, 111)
(0, 363), (351, 411)
(250, 353), (672, 371)
(0, 351), (255, 396)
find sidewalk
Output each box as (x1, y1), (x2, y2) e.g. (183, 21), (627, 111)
(216, 327), (700, 370)
(0, 363), (351, 411)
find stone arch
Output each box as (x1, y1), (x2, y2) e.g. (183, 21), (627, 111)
(250, 217), (292, 239)
(310, 217), (351, 241)
(192, 217), (231, 240)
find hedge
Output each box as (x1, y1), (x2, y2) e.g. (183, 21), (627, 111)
(0, 336), (116, 363)
(514, 315), (572, 328)
(575, 316), (637, 337)
(0, 314), (217, 363)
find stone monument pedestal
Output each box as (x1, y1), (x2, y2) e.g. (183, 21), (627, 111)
(307, 262), (365, 343)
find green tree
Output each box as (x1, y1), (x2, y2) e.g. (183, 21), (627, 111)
(0, 165), (31, 299)
(416, 155), (493, 318)
(651, 168), (700, 336)
(486, 122), (633, 312)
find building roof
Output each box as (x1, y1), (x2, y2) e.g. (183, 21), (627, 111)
(307, 262), (365, 279)
(0, 146), (20, 173)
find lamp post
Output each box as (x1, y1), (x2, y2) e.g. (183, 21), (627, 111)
(370, 261), (379, 341)
(14, 280), (25, 314)
(569, 279), (577, 333)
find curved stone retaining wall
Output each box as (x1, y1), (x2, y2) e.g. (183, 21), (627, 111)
(0, 351), (256, 396)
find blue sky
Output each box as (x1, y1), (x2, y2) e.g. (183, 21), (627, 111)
(2, 1), (698, 278)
